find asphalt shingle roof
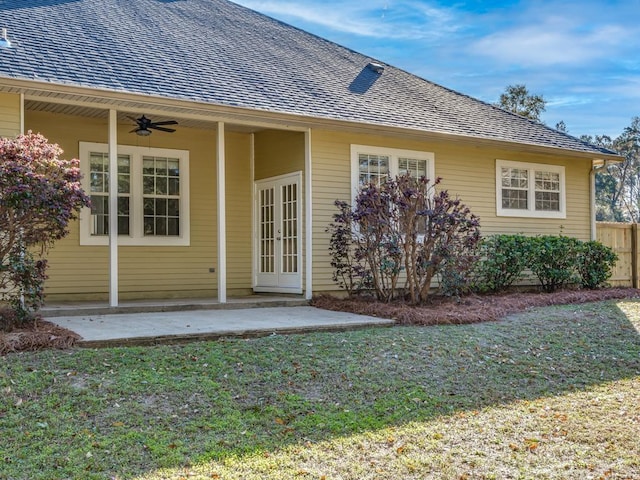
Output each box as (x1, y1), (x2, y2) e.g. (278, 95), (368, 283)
(0, 0), (615, 156)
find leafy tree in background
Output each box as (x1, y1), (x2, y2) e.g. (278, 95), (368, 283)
(555, 120), (568, 132)
(582, 118), (640, 222)
(497, 84), (546, 122)
(0, 133), (90, 325)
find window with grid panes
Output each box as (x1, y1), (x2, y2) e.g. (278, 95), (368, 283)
(79, 143), (190, 246)
(351, 145), (434, 196)
(496, 159), (565, 218)
(143, 156), (181, 236)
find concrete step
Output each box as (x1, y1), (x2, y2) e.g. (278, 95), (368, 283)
(40, 297), (309, 318)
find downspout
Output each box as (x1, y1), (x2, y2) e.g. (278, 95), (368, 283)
(590, 159), (607, 241)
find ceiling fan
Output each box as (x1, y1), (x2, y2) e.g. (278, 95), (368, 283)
(128, 115), (178, 136)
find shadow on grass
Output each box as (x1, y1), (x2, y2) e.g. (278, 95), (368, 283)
(2, 300), (639, 479)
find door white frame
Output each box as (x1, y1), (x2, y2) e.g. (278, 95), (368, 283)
(253, 171), (303, 294)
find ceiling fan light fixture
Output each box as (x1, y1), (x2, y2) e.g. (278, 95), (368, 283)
(129, 114), (178, 135)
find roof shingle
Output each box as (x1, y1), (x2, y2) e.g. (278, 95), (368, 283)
(0, 0), (615, 156)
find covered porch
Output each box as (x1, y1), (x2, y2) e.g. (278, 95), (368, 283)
(14, 88), (316, 307)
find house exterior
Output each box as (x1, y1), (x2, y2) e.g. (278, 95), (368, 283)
(0, 0), (619, 305)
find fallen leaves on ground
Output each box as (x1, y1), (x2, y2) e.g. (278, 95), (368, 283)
(312, 288), (640, 325)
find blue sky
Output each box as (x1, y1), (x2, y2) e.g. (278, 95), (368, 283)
(232, 0), (639, 138)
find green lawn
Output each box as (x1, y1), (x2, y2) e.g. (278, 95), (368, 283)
(1, 300), (639, 480)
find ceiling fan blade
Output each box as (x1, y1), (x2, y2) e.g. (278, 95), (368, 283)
(129, 127), (140, 133)
(127, 115), (139, 122)
(151, 120), (178, 126)
(150, 126), (177, 132)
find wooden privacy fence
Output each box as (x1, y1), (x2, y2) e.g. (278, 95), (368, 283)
(596, 222), (639, 288)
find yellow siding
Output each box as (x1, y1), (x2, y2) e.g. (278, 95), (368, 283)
(0, 92), (21, 137)
(254, 130), (304, 180)
(226, 133), (253, 292)
(22, 109), (594, 299)
(26, 111), (253, 301)
(311, 129), (592, 292)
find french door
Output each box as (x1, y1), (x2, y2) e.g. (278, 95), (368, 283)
(254, 173), (302, 293)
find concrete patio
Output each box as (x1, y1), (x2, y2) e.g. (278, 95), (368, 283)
(47, 306), (395, 348)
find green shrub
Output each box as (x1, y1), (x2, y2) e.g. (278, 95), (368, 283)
(472, 234), (531, 293)
(576, 241), (618, 289)
(528, 235), (581, 292)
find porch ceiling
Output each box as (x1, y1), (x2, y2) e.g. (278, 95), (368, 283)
(24, 99), (262, 133)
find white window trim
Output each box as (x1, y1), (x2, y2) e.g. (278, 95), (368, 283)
(350, 144), (435, 201)
(496, 159), (566, 219)
(79, 142), (190, 246)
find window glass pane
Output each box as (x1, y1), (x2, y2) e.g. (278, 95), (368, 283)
(502, 188), (528, 209)
(167, 199), (180, 217)
(90, 153), (108, 193)
(90, 171), (106, 193)
(502, 167), (528, 188)
(117, 155), (130, 174)
(144, 217), (154, 236)
(118, 215), (130, 235)
(143, 198), (154, 216)
(358, 153), (389, 187)
(398, 158), (427, 177)
(167, 218), (180, 236)
(168, 177), (180, 196)
(117, 197), (129, 216)
(168, 160), (180, 177)
(143, 175), (154, 195)
(118, 175), (130, 194)
(90, 195), (108, 235)
(155, 217), (167, 235)
(155, 177), (167, 195)
(155, 158), (168, 176)
(155, 198), (167, 216)
(535, 171), (560, 191)
(117, 197), (130, 235)
(142, 158), (154, 175)
(535, 191), (560, 211)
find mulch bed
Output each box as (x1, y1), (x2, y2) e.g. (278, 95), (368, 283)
(312, 287), (640, 326)
(0, 318), (80, 356)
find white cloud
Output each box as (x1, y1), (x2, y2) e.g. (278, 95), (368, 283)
(231, 0), (459, 40)
(468, 6), (634, 67)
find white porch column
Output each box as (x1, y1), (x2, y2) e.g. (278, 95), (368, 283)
(216, 122), (227, 303)
(108, 109), (119, 307)
(304, 128), (313, 300)
(19, 93), (24, 134)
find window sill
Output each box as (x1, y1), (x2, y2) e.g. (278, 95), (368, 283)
(79, 235), (190, 247)
(497, 208), (566, 219)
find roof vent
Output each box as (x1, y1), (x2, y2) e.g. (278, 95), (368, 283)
(0, 28), (11, 49)
(367, 62), (384, 74)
